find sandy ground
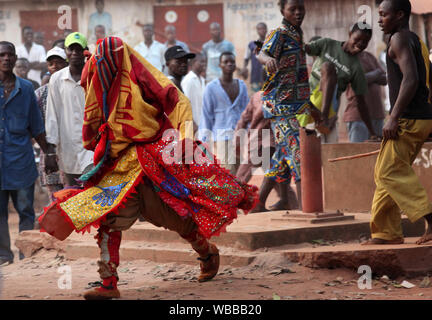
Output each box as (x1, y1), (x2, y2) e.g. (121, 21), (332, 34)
(1, 212), (431, 301)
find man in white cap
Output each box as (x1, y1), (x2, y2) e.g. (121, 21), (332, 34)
(45, 32), (94, 187)
(35, 47), (68, 199)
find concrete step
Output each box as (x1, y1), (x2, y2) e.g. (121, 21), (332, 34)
(64, 240), (257, 267)
(282, 237), (432, 278)
(16, 231), (432, 277)
(122, 211), (425, 251)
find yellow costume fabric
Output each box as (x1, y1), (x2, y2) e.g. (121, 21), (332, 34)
(60, 146), (143, 231)
(81, 38), (192, 159)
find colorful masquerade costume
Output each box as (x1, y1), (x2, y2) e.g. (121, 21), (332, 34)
(38, 37), (258, 299)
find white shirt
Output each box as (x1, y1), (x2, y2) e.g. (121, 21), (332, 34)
(16, 43), (46, 85)
(181, 71), (205, 125)
(45, 67), (94, 174)
(134, 40), (166, 72)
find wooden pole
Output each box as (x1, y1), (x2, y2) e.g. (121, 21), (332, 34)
(328, 150), (380, 163)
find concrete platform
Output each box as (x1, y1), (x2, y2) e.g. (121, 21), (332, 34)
(271, 210), (355, 224)
(283, 237), (432, 278)
(120, 211), (424, 251)
(15, 209), (430, 275)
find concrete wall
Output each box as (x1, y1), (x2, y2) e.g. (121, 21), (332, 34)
(322, 142), (432, 213)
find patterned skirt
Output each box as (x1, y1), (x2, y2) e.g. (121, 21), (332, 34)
(265, 115), (301, 183)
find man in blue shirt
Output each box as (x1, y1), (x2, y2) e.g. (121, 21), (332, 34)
(198, 52), (249, 174)
(242, 22), (267, 92)
(0, 41), (56, 266)
(202, 23), (236, 83)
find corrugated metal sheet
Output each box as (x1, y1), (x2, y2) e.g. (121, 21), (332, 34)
(411, 0), (432, 15)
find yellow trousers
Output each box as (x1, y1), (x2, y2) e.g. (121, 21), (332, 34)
(371, 119), (432, 240)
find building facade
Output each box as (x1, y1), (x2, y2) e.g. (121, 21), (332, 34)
(3, 0), (428, 64)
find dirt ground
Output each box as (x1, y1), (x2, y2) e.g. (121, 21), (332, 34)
(1, 212), (431, 301)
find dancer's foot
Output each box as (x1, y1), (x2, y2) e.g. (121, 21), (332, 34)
(361, 238), (404, 245)
(417, 214), (432, 245)
(269, 200), (298, 211)
(83, 276), (120, 300)
(250, 203), (269, 213)
(197, 244), (219, 282)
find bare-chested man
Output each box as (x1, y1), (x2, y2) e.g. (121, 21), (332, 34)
(363, 0), (432, 245)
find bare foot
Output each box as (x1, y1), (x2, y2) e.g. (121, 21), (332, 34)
(269, 200), (298, 211)
(250, 203), (268, 214)
(417, 214), (432, 245)
(361, 238), (404, 245)
(416, 233), (432, 245)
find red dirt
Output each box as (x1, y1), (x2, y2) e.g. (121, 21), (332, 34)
(1, 213), (431, 300)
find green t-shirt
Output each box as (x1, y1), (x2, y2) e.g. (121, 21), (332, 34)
(308, 38), (367, 97)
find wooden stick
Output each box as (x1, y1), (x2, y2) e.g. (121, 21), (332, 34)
(328, 149), (380, 162)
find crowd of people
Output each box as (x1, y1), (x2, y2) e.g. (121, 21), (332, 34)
(0, 0), (432, 300)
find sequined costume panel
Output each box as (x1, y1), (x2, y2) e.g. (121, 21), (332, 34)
(59, 146), (142, 231)
(137, 138), (258, 238)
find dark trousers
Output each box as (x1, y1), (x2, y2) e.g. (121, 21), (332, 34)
(0, 184), (35, 261)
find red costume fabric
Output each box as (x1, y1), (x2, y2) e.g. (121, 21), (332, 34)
(39, 37), (258, 241)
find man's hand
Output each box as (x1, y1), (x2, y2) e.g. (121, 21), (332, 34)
(265, 58), (279, 74)
(382, 117), (399, 140)
(45, 154), (59, 174)
(309, 105), (322, 123)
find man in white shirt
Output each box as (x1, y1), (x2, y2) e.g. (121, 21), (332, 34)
(45, 32), (94, 187)
(16, 26), (46, 85)
(134, 24), (166, 72)
(181, 53), (206, 129)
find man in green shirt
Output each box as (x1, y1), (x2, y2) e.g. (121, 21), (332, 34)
(301, 23), (377, 142)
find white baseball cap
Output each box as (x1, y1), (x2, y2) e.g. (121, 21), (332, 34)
(46, 46), (67, 61)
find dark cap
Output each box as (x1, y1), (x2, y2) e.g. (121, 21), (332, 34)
(164, 45), (195, 61)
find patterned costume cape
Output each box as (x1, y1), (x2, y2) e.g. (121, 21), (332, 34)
(39, 37), (258, 240)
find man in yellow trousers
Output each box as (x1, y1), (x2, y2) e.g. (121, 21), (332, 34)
(363, 0), (432, 245)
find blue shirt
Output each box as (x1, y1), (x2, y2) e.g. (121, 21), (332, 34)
(0, 77), (45, 190)
(202, 40), (236, 83)
(198, 79), (249, 142)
